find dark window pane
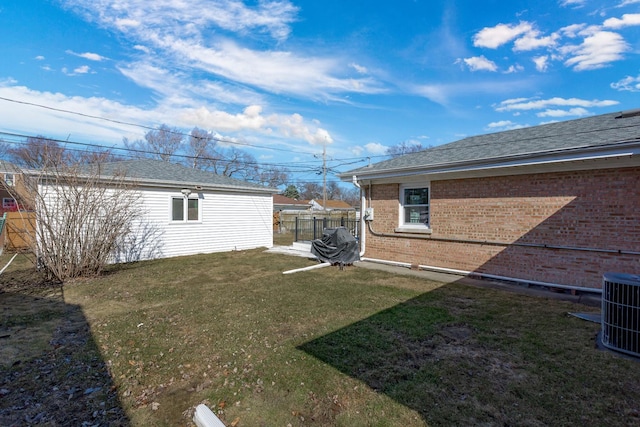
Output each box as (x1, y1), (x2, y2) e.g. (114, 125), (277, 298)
(404, 188), (429, 205)
(404, 206), (429, 224)
(187, 199), (198, 221)
(172, 197), (184, 221)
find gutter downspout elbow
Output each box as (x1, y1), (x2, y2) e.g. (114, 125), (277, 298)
(352, 175), (366, 257)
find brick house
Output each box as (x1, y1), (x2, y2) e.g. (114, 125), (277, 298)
(340, 109), (640, 291)
(0, 161), (32, 214)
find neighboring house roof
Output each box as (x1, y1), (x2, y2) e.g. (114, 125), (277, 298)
(81, 159), (277, 194)
(273, 194), (311, 209)
(306, 199), (354, 210)
(0, 161), (22, 174)
(341, 109), (640, 180)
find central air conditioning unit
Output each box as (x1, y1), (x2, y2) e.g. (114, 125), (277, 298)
(601, 272), (640, 358)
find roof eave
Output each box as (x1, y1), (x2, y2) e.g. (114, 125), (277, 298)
(342, 140), (640, 182)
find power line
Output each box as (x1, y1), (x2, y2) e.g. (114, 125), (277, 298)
(0, 130), (372, 176)
(0, 96), (316, 156)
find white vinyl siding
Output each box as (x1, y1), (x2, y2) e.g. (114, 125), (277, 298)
(135, 188), (273, 259)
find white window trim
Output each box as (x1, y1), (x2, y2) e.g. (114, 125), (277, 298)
(170, 195), (202, 223)
(396, 183), (431, 233)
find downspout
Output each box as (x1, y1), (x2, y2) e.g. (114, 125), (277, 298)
(351, 175), (366, 257)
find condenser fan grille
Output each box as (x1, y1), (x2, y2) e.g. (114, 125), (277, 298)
(601, 273), (640, 358)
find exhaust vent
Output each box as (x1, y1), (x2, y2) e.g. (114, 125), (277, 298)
(601, 273), (640, 358)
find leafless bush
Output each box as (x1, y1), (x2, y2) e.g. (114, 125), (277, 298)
(4, 160), (153, 281)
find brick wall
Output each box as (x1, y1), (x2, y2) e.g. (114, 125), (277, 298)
(364, 167), (640, 289)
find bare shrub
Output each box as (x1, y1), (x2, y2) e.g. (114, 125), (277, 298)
(3, 160), (154, 281)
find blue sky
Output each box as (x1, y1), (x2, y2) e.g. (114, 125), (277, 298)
(1, 0), (639, 184)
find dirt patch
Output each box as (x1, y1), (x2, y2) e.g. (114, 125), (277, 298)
(0, 268), (129, 426)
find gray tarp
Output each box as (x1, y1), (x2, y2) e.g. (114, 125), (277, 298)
(311, 227), (360, 265)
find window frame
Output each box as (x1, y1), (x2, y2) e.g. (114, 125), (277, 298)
(170, 195), (200, 223)
(2, 197), (17, 210)
(398, 184), (430, 230)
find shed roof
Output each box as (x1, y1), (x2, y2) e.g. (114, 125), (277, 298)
(87, 159), (276, 193)
(342, 110), (640, 179)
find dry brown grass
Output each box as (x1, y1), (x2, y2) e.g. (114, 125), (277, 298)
(2, 249), (640, 426)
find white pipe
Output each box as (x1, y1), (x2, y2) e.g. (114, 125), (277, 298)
(283, 262), (331, 275)
(361, 256), (602, 294)
(193, 404), (226, 427)
(351, 175), (366, 257)
(0, 253), (18, 276)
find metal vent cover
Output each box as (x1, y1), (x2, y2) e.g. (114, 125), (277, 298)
(601, 273), (640, 358)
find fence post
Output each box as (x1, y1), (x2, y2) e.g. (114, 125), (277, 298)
(312, 217), (317, 240)
(295, 216), (299, 242)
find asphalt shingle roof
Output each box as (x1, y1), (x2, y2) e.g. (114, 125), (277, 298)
(92, 159), (275, 192)
(344, 110), (640, 176)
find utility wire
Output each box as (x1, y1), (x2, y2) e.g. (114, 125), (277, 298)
(0, 130), (371, 175)
(0, 96), (317, 156)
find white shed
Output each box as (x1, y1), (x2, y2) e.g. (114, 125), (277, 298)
(38, 159), (276, 263)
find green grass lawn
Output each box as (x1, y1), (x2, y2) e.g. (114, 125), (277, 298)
(2, 249), (640, 426)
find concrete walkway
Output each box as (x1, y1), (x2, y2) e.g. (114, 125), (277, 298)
(266, 244), (601, 307)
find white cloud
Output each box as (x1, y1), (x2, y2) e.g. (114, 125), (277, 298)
(63, 0), (298, 42)
(560, 24), (587, 38)
(364, 142), (387, 155)
(611, 74), (640, 91)
(536, 107), (589, 117)
(563, 31), (629, 70)
(495, 97), (618, 112)
(460, 56), (498, 72)
(35, 55), (45, 61)
(349, 63), (368, 74)
(412, 79), (536, 106)
(412, 84), (450, 105)
(487, 120), (513, 128)
(486, 120), (527, 130)
(66, 50), (107, 61)
(504, 64), (524, 74)
(73, 65), (91, 74)
(603, 13), (640, 29)
(560, 0), (586, 7)
(0, 83), (335, 149)
(60, 0), (385, 101)
(118, 61), (264, 106)
(473, 21), (533, 49)
(617, 0), (640, 6)
(533, 55), (549, 72)
(165, 39), (385, 100)
(513, 31), (559, 51)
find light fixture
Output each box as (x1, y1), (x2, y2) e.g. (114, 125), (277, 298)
(181, 188), (191, 197)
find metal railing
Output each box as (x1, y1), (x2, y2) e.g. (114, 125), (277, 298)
(294, 217), (359, 242)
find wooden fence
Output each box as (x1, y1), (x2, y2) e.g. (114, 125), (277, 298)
(4, 211), (35, 250)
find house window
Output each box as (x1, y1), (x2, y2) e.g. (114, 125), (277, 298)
(4, 173), (14, 187)
(401, 186), (429, 227)
(171, 197), (199, 222)
(2, 198), (17, 210)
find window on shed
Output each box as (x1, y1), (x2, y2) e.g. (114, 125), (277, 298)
(4, 173), (14, 187)
(172, 197), (184, 221)
(172, 197), (199, 221)
(401, 186), (429, 227)
(187, 198), (199, 221)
